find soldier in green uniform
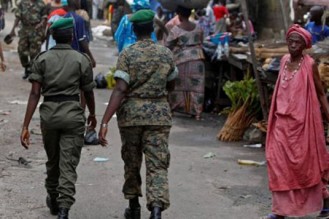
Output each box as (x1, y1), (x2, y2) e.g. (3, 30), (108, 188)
(20, 18), (96, 219)
(9, 0), (47, 79)
(98, 9), (177, 219)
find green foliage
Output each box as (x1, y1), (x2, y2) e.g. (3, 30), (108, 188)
(222, 75), (261, 116)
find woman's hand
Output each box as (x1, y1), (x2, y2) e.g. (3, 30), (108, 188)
(98, 125), (108, 147)
(20, 127), (30, 149)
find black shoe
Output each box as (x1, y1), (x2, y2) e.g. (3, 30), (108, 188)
(149, 207), (162, 219)
(46, 195), (59, 215)
(124, 207), (141, 219)
(57, 207), (69, 219)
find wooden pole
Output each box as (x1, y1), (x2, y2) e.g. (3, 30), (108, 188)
(240, 0), (268, 120)
(279, 0), (289, 32)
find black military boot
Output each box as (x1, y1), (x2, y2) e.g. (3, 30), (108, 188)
(46, 195), (59, 215)
(124, 197), (141, 219)
(57, 207), (69, 219)
(149, 207), (162, 219)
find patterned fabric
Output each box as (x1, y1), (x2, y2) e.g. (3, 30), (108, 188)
(166, 25), (205, 116)
(120, 126), (171, 210)
(166, 25), (205, 65)
(15, 0), (47, 26)
(114, 39), (177, 127)
(169, 60), (205, 116)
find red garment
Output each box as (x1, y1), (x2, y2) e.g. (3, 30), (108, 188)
(286, 24), (312, 49)
(213, 5), (228, 21)
(47, 8), (67, 21)
(266, 54), (329, 193)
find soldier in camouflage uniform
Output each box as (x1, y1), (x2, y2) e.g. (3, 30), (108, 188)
(9, 0), (47, 79)
(99, 9), (177, 219)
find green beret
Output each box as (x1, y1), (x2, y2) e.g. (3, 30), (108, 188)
(50, 18), (74, 30)
(129, 9), (155, 24)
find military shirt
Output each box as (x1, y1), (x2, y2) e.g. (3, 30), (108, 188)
(114, 39), (178, 127)
(15, 0), (47, 26)
(29, 44), (95, 128)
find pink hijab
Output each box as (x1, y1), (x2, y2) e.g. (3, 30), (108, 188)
(286, 24), (312, 49)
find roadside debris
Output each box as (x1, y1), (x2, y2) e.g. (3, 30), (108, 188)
(243, 143), (262, 148)
(6, 156), (32, 168)
(237, 159), (266, 166)
(9, 100), (27, 105)
(203, 152), (216, 159)
(31, 129), (42, 135)
(0, 110), (11, 115)
(0, 119), (8, 126)
(93, 157), (109, 162)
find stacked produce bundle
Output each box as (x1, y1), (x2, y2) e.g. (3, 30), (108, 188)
(158, 0), (210, 10)
(217, 75), (261, 142)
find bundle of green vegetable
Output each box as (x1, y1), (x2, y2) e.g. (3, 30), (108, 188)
(217, 75), (261, 141)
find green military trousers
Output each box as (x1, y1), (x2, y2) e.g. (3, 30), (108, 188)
(18, 27), (44, 68)
(119, 125), (171, 211)
(41, 122), (85, 209)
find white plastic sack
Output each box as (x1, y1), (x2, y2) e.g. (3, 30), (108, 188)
(159, 0), (210, 11)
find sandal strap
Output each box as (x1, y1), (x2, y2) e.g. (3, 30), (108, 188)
(321, 209), (329, 212)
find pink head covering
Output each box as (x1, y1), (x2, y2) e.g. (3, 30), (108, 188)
(286, 24), (312, 49)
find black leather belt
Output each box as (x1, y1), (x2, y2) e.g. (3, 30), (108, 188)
(44, 95), (80, 102)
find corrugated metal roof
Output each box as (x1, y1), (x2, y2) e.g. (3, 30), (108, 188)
(301, 0), (329, 7)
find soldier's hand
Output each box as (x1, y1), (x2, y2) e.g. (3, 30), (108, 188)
(87, 114), (97, 129)
(20, 127), (30, 149)
(35, 22), (44, 30)
(98, 125), (108, 147)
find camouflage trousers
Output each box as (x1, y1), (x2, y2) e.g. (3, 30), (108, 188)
(119, 125), (171, 211)
(18, 27), (44, 68)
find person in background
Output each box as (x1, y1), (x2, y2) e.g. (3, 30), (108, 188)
(114, 0), (157, 53)
(154, 6), (168, 44)
(46, 0), (68, 50)
(63, 0), (95, 67)
(166, 5), (205, 120)
(0, 42), (6, 72)
(20, 17), (96, 219)
(195, 8), (213, 37)
(110, 0), (125, 38)
(99, 9), (177, 219)
(46, 0), (63, 14)
(264, 24), (329, 219)
(9, 0), (48, 79)
(305, 6), (329, 45)
(212, 0), (228, 33)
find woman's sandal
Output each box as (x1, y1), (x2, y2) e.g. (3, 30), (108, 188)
(260, 214), (278, 219)
(317, 209), (329, 218)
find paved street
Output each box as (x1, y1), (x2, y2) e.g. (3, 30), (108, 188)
(0, 12), (317, 219)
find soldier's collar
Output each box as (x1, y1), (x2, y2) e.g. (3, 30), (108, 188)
(51, 44), (72, 50)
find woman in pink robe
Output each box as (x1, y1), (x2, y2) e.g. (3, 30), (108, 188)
(264, 24), (329, 219)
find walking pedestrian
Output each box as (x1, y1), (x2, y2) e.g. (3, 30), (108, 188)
(20, 17), (96, 219)
(263, 24), (329, 219)
(9, 0), (47, 79)
(165, 5), (205, 120)
(98, 9), (177, 219)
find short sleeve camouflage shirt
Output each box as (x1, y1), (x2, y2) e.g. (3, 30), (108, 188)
(114, 39), (178, 127)
(16, 0), (47, 26)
